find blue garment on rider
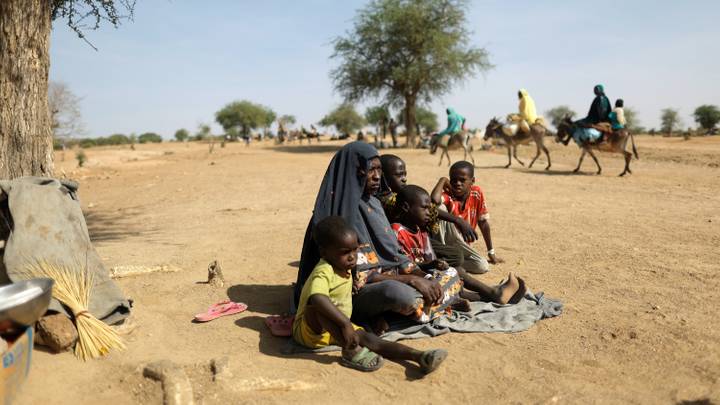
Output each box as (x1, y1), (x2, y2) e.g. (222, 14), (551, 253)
(437, 108), (464, 137)
(572, 127), (602, 145)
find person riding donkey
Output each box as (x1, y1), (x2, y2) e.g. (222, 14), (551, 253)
(430, 108), (465, 154)
(506, 89), (545, 134)
(573, 84), (613, 144)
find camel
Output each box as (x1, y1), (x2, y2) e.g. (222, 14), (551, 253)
(483, 117), (551, 170)
(432, 130), (478, 166)
(555, 118), (639, 176)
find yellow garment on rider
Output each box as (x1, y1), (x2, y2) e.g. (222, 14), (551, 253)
(518, 89), (538, 124)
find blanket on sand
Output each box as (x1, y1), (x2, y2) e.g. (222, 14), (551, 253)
(281, 290), (562, 354)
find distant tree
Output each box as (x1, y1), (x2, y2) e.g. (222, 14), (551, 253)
(215, 100), (269, 139)
(195, 123), (211, 141)
(415, 107), (439, 134)
(138, 132), (162, 144)
(1, 0), (135, 179)
(623, 107), (645, 133)
(319, 104), (366, 136)
(277, 114), (297, 127)
(262, 107), (277, 139)
(174, 128), (190, 142)
(365, 106), (390, 137)
(330, 0), (492, 147)
(106, 133), (130, 145)
(660, 108), (682, 136)
(693, 105), (720, 134)
(545, 106), (576, 130)
(48, 81), (85, 142)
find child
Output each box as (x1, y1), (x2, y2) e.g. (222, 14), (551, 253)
(293, 215), (448, 373)
(609, 99), (626, 131)
(392, 185), (524, 304)
(432, 161), (503, 274)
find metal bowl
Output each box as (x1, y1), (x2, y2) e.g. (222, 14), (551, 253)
(0, 278), (54, 333)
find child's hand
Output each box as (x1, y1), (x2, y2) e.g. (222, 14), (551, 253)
(341, 324), (360, 350)
(453, 217), (478, 242)
(440, 177), (452, 193)
(435, 260), (449, 271)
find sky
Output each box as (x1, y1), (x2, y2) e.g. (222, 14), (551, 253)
(49, 0), (720, 138)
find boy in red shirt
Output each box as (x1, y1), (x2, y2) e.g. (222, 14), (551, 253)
(432, 161), (503, 274)
(393, 185), (523, 304)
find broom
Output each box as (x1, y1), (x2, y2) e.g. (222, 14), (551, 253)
(22, 261), (125, 361)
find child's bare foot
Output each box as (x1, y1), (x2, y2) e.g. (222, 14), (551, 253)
(451, 298), (471, 312)
(371, 316), (389, 336)
(494, 272), (521, 304)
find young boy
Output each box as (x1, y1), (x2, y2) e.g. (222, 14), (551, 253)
(432, 161), (503, 274)
(392, 185), (524, 304)
(609, 99), (626, 131)
(293, 215), (448, 373)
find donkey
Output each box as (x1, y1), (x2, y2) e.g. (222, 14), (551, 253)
(483, 117), (552, 170)
(432, 130), (477, 166)
(555, 118), (639, 176)
(300, 125), (321, 144)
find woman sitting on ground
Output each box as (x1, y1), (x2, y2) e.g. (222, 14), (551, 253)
(295, 142), (457, 333)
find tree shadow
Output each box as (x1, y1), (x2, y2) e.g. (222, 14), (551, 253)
(676, 400), (715, 405)
(226, 283), (293, 315)
(273, 144), (344, 154)
(84, 207), (157, 243)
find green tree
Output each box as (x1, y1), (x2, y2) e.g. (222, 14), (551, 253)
(1, 0), (134, 179)
(330, 0), (491, 147)
(174, 128), (190, 142)
(277, 114), (296, 127)
(319, 104), (366, 135)
(215, 100), (269, 138)
(365, 106), (390, 137)
(623, 107), (645, 133)
(660, 108), (682, 135)
(693, 105), (720, 133)
(415, 107), (438, 134)
(195, 123), (211, 141)
(545, 106), (576, 130)
(138, 132), (162, 144)
(262, 107), (277, 138)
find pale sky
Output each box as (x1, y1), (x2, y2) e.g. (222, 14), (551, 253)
(49, 0), (720, 137)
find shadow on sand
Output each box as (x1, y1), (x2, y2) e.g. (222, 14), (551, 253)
(85, 207), (157, 243)
(521, 169), (596, 176)
(226, 283), (293, 315)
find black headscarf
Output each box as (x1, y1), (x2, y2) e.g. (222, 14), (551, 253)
(295, 142), (382, 304)
(586, 84), (612, 124)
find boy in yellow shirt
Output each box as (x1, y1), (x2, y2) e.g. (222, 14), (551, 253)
(293, 215), (448, 373)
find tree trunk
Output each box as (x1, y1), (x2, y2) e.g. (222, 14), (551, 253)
(404, 95), (417, 148)
(0, 0), (54, 179)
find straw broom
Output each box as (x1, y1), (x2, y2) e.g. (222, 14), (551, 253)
(23, 261), (125, 361)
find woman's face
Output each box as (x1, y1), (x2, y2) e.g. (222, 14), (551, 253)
(361, 157), (382, 195)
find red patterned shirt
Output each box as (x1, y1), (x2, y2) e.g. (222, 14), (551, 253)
(441, 185), (489, 229)
(391, 223), (436, 264)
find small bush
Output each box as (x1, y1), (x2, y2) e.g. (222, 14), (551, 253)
(138, 132), (163, 143)
(76, 149), (87, 167)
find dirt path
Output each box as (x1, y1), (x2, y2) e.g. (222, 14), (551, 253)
(20, 136), (720, 404)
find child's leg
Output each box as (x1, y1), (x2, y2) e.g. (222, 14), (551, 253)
(456, 266), (521, 305)
(357, 330), (448, 374)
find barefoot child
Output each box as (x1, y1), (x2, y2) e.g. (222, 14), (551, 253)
(293, 215), (448, 373)
(392, 185), (524, 305)
(432, 161), (503, 274)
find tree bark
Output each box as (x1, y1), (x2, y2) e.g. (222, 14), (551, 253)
(0, 0), (54, 179)
(404, 95), (417, 148)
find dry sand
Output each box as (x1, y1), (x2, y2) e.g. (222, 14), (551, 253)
(19, 135), (720, 404)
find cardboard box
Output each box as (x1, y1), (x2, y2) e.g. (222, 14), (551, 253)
(0, 328), (34, 405)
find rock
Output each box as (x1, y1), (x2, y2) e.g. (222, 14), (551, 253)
(35, 313), (78, 353)
(143, 360), (194, 405)
(207, 261), (225, 288)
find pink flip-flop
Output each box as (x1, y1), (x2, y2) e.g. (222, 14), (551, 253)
(194, 300), (248, 322)
(265, 314), (294, 337)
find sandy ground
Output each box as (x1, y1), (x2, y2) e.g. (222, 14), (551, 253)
(17, 135), (720, 404)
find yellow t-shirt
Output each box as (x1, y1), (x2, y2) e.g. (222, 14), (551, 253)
(293, 259), (353, 338)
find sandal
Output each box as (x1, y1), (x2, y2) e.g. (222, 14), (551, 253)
(340, 347), (384, 372)
(419, 349), (448, 374)
(264, 314), (294, 337)
(194, 300), (248, 322)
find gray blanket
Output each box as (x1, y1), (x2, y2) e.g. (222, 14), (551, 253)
(281, 290), (562, 354)
(0, 177), (130, 324)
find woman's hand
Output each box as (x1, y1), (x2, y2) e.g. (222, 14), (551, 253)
(453, 217), (478, 242)
(409, 277), (443, 305)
